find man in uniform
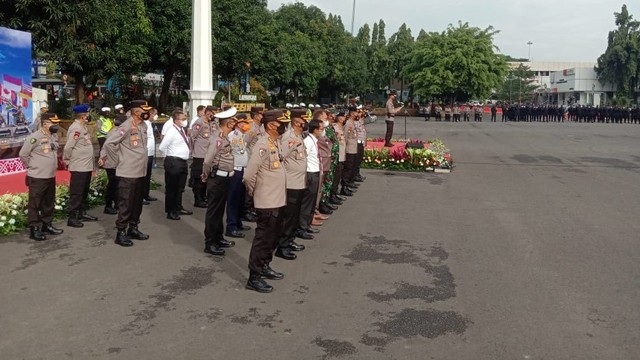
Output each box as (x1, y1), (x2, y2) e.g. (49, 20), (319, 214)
(298, 119), (325, 238)
(201, 107), (238, 256)
(190, 106), (217, 208)
(330, 112), (347, 205)
(341, 108), (359, 197)
(243, 106), (265, 222)
(316, 110), (336, 216)
(32, 103), (49, 131)
(19, 113), (65, 240)
(243, 110), (290, 293)
(100, 113), (127, 215)
(384, 90), (403, 147)
(354, 107), (367, 183)
(99, 100), (152, 247)
(158, 109), (191, 220)
(275, 109), (308, 260)
(96, 107), (114, 150)
(225, 114), (251, 238)
(63, 104), (98, 227)
(319, 110), (341, 214)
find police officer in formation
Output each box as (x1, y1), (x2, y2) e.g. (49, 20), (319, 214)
(96, 107), (114, 150)
(64, 104), (98, 227)
(100, 113), (127, 215)
(19, 113), (65, 240)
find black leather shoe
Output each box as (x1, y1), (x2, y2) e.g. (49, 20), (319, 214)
(144, 196), (157, 201)
(167, 212), (181, 220)
(30, 226), (46, 241)
(127, 226), (149, 240)
(67, 212), (84, 228)
(179, 209), (193, 215)
(260, 265), (284, 280)
(345, 186), (358, 193)
(225, 230), (245, 238)
(242, 213), (258, 222)
(216, 238), (236, 248)
(239, 225), (251, 231)
(79, 212), (98, 222)
(41, 222), (63, 235)
(318, 204), (334, 215)
(340, 189), (354, 197)
(194, 201), (208, 208)
(275, 247), (297, 260)
(335, 194), (347, 201)
(204, 243), (225, 256)
(103, 207), (118, 215)
(354, 175), (365, 182)
(290, 241), (305, 251)
(384, 143), (393, 147)
(324, 202), (338, 210)
(115, 229), (133, 247)
(346, 182), (359, 188)
(143, 200), (150, 205)
(307, 227), (320, 234)
(296, 231), (314, 240)
(329, 196), (343, 206)
(246, 273), (273, 293)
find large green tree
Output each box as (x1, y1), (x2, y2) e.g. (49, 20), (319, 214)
(494, 63), (538, 103)
(387, 23), (415, 98)
(404, 21), (507, 102)
(3, 0), (151, 103)
(595, 4), (640, 98)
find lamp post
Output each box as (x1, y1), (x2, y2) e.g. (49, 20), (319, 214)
(351, 0), (356, 35)
(186, 0), (217, 118)
(527, 41), (533, 62)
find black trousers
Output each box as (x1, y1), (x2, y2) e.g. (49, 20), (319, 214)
(491, 113), (497, 122)
(248, 207), (283, 274)
(69, 171), (92, 213)
(164, 156), (188, 214)
(144, 156), (154, 198)
(331, 162), (344, 195)
(278, 188), (304, 248)
(226, 169), (245, 232)
(343, 154), (357, 185)
(104, 168), (119, 208)
(190, 157), (205, 201)
(116, 177), (145, 229)
(384, 120), (394, 144)
(204, 175), (231, 243)
(356, 143), (364, 176)
(299, 172), (320, 231)
(98, 137), (106, 152)
(27, 176), (55, 227)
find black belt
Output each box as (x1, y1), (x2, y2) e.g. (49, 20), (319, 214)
(166, 156), (187, 162)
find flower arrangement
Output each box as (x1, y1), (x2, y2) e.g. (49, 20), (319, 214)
(362, 138), (453, 172)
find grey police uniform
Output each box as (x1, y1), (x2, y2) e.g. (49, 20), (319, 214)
(190, 116), (211, 203)
(63, 121), (95, 216)
(277, 128), (307, 250)
(99, 127), (121, 210)
(226, 129), (250, 232)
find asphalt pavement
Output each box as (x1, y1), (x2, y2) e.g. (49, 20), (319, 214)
(1, 117), (639, 359)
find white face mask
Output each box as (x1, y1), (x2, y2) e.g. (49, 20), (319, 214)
(323, 120), (329, 127)
(181, 120), (189, 128)
(153, 114), (158, 121)
(321, 129), (326, 137)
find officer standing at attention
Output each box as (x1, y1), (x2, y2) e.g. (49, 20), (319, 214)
(32, 103), (49, 131)
(19, 113), (65, 240)
(243, 110), (290, 293)
(384, 90), (403, 147)
(99, 113), (127, 215)
(63, 104), (98, 228)
(201, 107), (238, 256)
(99, 100), (152, 247)
(190, 106), (217, 208)
(225, 114), (251, 238)
(96, 107), (113, 150)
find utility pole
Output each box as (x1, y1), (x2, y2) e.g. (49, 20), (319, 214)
(527, 41), (533, 62)
(351, 0), (356, 35)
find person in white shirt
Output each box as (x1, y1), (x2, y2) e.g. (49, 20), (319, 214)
(298, 119), (324, 236)
(143, 108), (158, 204)
(158, 109), (192, 220)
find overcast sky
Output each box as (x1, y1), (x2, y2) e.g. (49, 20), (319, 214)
(267, 0), (637, 63)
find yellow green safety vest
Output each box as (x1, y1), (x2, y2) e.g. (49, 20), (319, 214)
(96, 116), (113, 138)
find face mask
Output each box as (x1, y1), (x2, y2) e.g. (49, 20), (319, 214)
(48, 125), (59, 134)
(302, 122), (309, 131)
(240, 124), (250, 132)
(276, 123), (286, 135)
(181, 120), (189, 128)
(114, 119), (124, 127)
(153, 114), (158, 121)
(141, 112), (150, 120)
(323, 120), (329, 127)
(321, 129), (326, 137)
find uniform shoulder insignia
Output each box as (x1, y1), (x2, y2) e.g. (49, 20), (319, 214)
(195, 124), (201, 130)
(30, 137), (36, 144)
(288, 140), (294, 148)
(216, 139), (222, 148)
(119, 128), (126, 136)
(73, 131), (80, 140)
(259, 148), (267, 157)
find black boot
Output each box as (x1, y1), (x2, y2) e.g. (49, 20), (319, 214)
(275, 247), (297, 260)
(41, 222), (64, 235)
(204, 241), (225, 256)
(340, 188), (354, 197)
(194, 195), (207, 208)
(329, 195), (343, 205)
(246, 272), (273, 293)
(29, 226), (46, 241)
(79, 210), (98, 222)
(115, 229), (133, 247)
(260, 265), (284, 280)
(67, 211), (84, 228)
(103, 206), (118, 215)
(127, 225), (149, 240)
(319, 202), (334, 215)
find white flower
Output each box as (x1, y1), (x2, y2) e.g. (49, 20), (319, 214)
(55, 205), (62, 210)
(0, 216), (5, 221)
(94, 191), (99, 196)
(400, 159), (404, 163)
(11, 210), (17, 216)
(0, 222), (4, 227)
(8, 219), (15, 225)
(23, 210), (28, 214)
(10, 204), (17, 209)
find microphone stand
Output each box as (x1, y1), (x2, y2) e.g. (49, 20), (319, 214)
(404, 109), (408, 142)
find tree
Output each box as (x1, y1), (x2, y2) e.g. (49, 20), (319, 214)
(369, 20), (390, 91)
(4, 0), (151, 104)
(387, 23), (415, 98)
(595, 4), (640, 98)
(404, 22), (508, 103)
(494, 64), (538, 103)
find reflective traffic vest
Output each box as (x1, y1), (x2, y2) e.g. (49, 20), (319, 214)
(96, 116), (113, 139)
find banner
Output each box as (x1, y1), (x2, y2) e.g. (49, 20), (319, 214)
(0, 27), (33, 174)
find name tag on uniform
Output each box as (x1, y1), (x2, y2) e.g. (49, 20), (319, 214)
(130, 132), (140, 147)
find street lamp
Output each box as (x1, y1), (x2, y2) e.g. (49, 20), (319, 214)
(527, 41), (533, 62)
(351, 0), (356, 35)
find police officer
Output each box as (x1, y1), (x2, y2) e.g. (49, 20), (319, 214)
(275, 109), (308, 260)
(19, 113), (64, 240)
(63, 104), (97, 227)
(100, 100), (152, 247)
(330, 112), (347, 204)
(201, 107), (238, 256)
(96, 107), (113, 150)
(225, 114), (251, 238)
(32, 103), (49, 131)
(190, 106), (217, 208)
(243, 110), (290, 293)
(243, 106), (265, 222)
(384, 90), (403, 147)
(99, 114), (127, 215)
(341, 108), (359, 196)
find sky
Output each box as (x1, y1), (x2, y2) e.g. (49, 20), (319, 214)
(267, 0), (638, 63)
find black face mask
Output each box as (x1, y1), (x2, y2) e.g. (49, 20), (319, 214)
(48, 125), (59, 134)
(277, 123), (286, 135)
(302, 122), (309, 131)
(141, 112), (150, 120)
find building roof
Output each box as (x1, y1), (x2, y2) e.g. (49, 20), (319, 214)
(508, 61), (596, 72)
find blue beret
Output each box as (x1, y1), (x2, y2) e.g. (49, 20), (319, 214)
(73, 104), (90, 113)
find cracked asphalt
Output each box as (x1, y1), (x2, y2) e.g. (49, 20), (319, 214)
(1, 117), (639, 359)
